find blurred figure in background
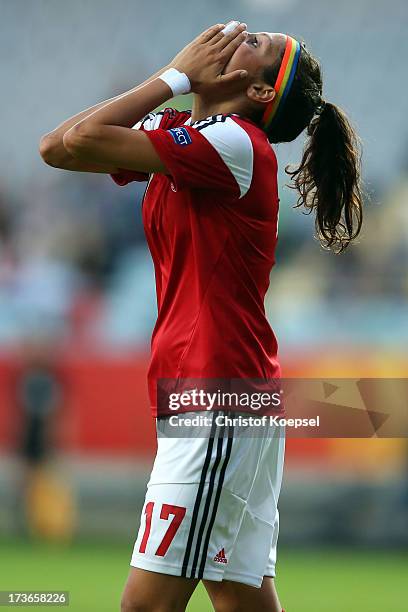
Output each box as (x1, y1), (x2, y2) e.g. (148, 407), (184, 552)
(15, 335), (76, 541)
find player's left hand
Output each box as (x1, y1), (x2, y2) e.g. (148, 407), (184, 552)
(169, 23), (248, 95)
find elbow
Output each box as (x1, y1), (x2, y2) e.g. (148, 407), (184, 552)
(39, 133), (60, 167)
(39, 132), (72, 169)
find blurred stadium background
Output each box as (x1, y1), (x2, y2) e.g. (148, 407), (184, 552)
(0, 1), (407, 610)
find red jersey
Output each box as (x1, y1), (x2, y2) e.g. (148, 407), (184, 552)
(111, 108), (281, 416)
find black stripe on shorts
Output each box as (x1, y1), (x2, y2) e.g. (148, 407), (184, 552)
(197, 424), (234, 579)
(181, 415), (218, 577)
(189, 424), (226, 578)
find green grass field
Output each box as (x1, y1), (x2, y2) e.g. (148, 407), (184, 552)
(0, 539), (406, 611)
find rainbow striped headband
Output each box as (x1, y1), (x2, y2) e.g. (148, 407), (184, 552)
(262, 35), (301, 129)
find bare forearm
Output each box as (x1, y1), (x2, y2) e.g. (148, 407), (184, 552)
(62, 78), (173, 172)
(39, 66), (169, 172)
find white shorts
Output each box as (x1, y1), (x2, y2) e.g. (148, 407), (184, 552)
(130, 412), (285, 588)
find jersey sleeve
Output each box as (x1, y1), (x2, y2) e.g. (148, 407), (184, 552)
(110, 108), (185, 186)
(144, 116), (254, 198)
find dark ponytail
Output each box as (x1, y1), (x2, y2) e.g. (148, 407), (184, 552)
(287, 101), (363, 253)
(260, 42), (363, 253)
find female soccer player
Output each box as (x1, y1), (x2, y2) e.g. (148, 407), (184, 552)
(40, 22), (363, 612)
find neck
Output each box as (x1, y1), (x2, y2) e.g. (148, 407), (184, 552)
(191, 94), (246, 122)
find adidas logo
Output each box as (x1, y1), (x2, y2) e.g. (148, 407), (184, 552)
(214, 548), (228, 564)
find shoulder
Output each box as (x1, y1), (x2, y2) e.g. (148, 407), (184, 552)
(189, 114), (267, 198)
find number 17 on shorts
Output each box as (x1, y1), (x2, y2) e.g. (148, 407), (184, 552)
(138, 501), (186, 558)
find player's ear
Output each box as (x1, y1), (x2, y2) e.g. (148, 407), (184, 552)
(247, 82), (275, 106)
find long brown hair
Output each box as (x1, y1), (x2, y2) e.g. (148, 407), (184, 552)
(261, 41), (363, 253)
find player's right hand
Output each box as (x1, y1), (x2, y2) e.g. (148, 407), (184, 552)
(168, 23), (248, 95)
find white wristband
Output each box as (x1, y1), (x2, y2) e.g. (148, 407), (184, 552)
(159, 68), (191, 96)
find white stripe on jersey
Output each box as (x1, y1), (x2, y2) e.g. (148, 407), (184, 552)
(192, 116), (254, 199)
